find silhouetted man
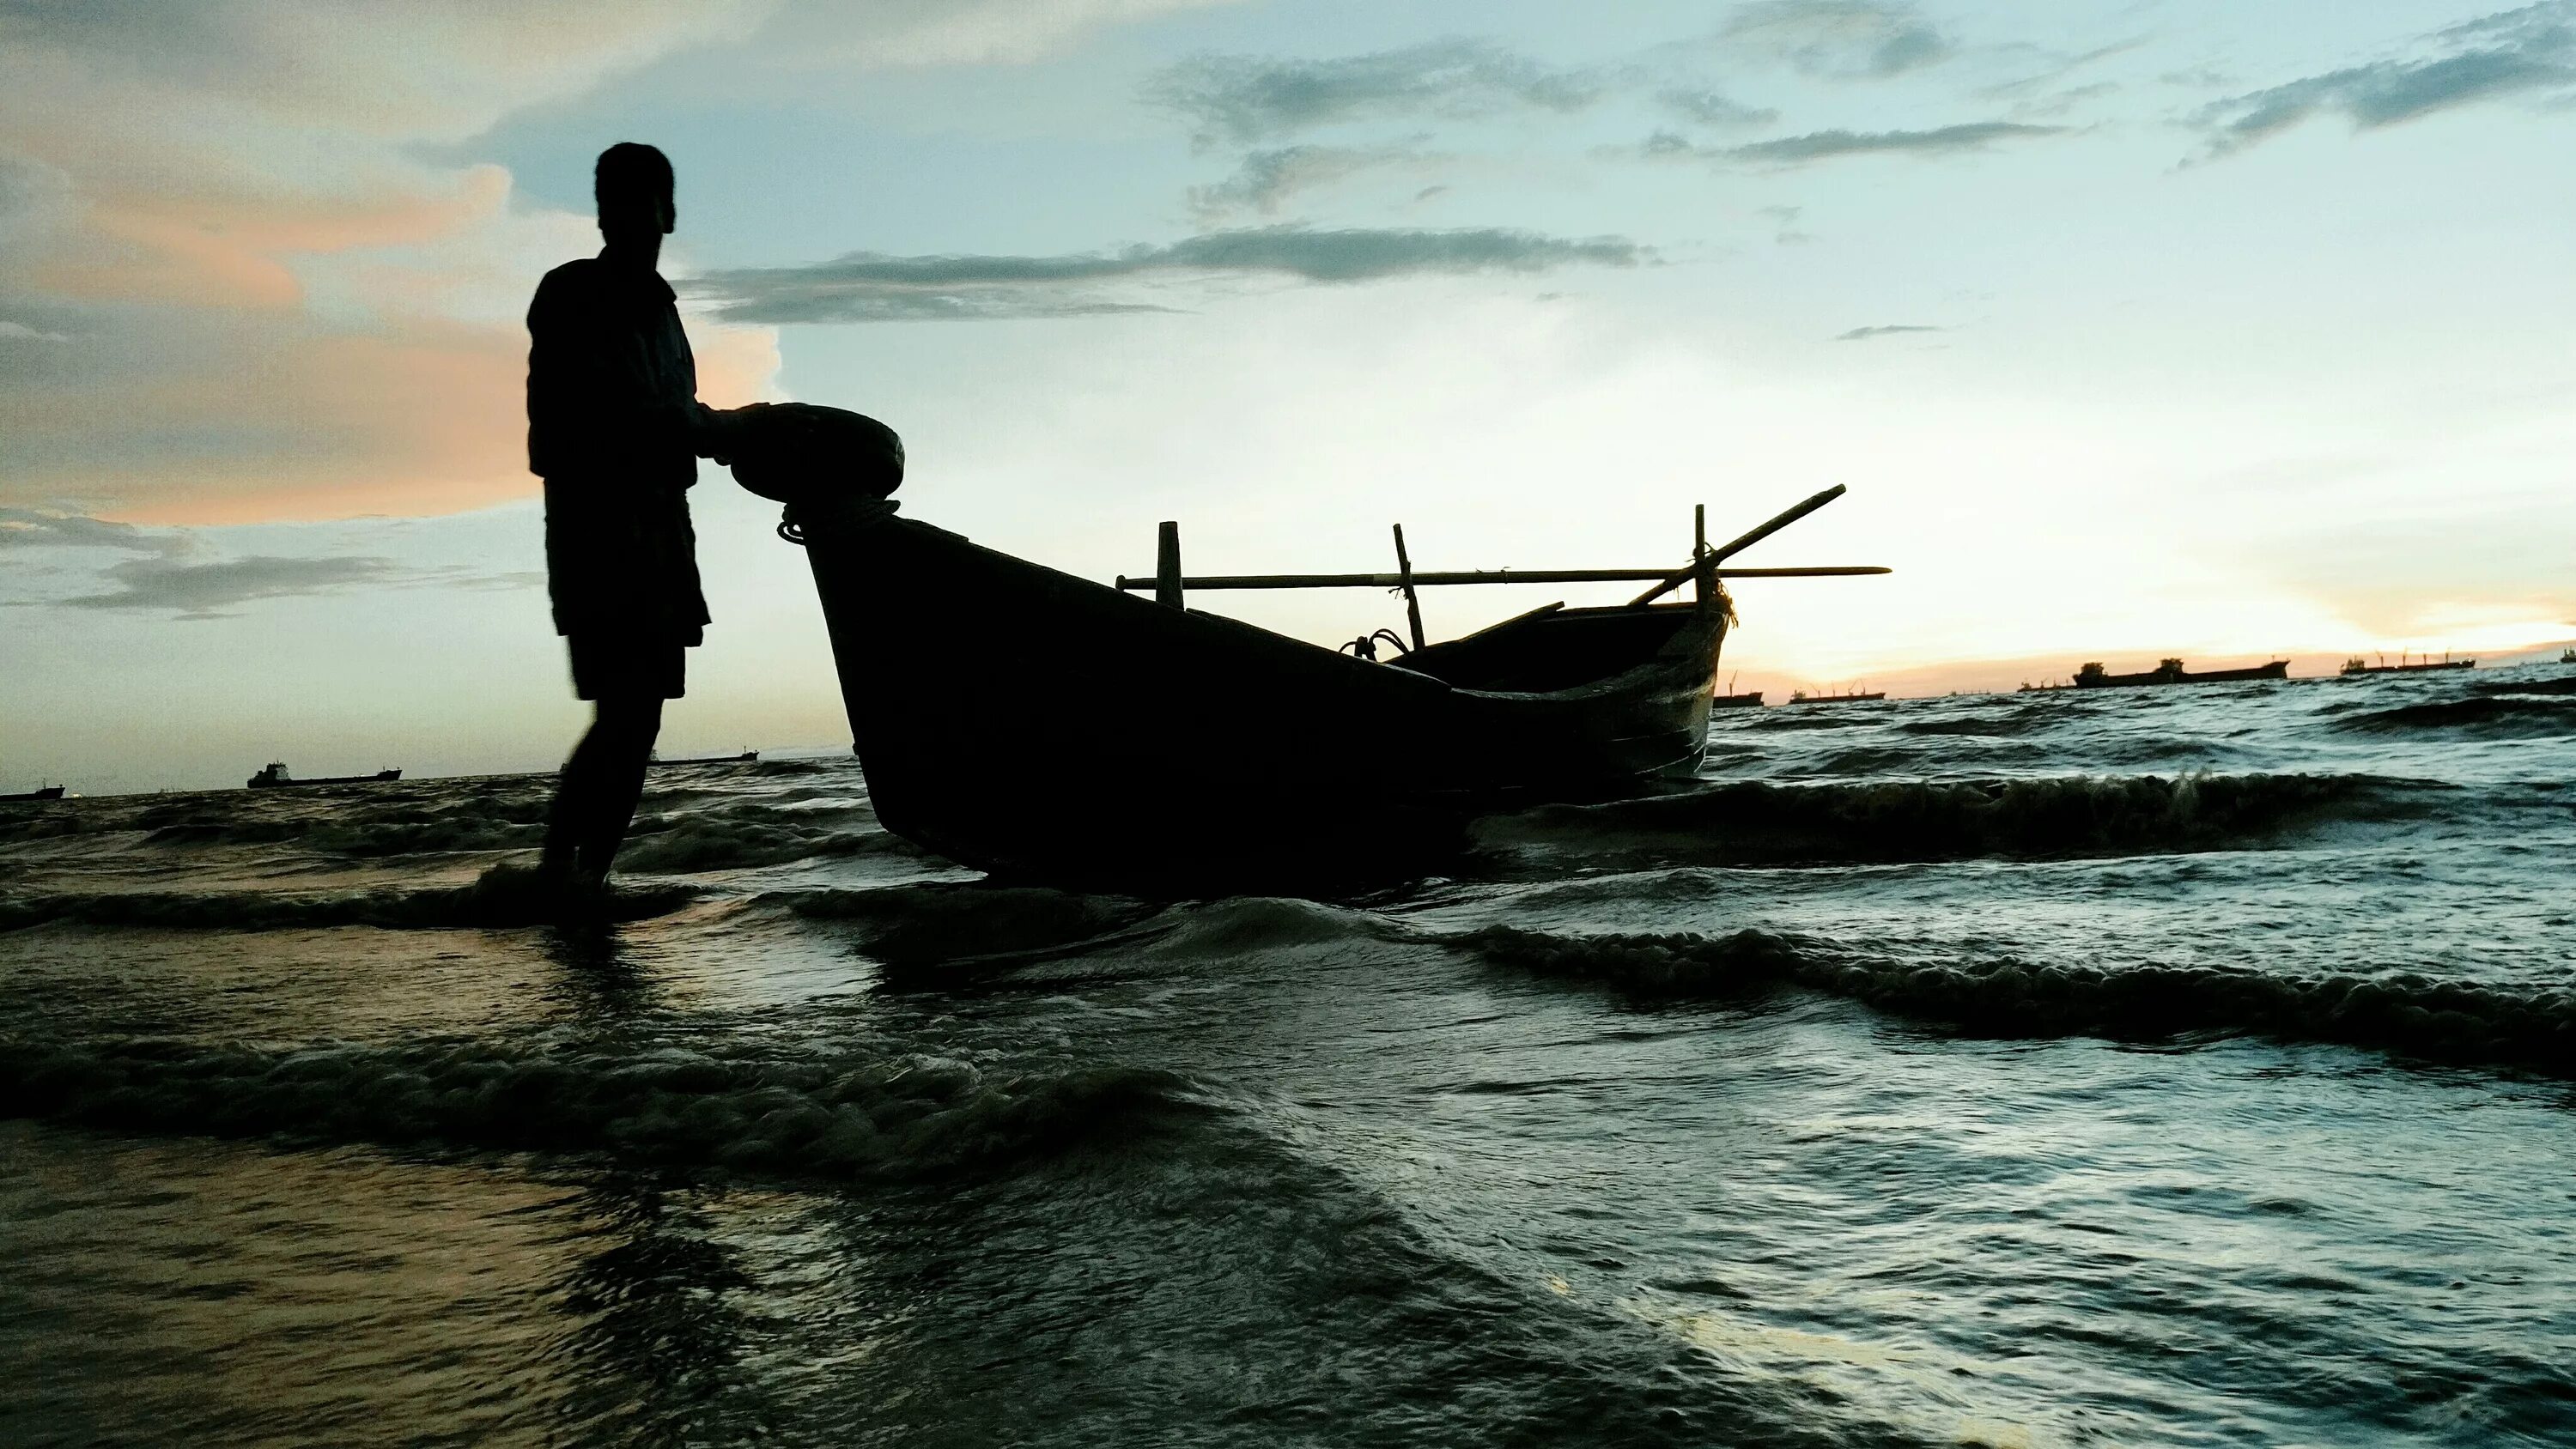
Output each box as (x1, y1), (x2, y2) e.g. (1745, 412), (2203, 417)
(527, 142), (756, 889)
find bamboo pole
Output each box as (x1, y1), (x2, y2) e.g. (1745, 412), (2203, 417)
(1113, 566), (1888, 591)
(1631, 484), (1848, 606)
(1392, 524), (1427, 652)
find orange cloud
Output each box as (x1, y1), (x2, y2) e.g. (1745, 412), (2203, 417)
(3, 309), (781, 525)
(35, 168), (515, 312)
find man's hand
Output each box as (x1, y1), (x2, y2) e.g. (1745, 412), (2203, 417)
(698, 402), (770, 466)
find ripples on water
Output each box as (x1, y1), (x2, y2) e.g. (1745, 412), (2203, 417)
(3, 668), (2573, 1446)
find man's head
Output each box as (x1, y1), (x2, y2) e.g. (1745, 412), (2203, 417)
(594, 142), (675, 241)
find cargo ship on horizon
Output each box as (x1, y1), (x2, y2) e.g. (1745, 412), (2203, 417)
(2074, 658), (2290, 688)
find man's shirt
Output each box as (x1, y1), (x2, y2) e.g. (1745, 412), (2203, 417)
(526, 255), (710, 643)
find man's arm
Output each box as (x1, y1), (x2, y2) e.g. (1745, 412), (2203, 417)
(529, 269), (744, 477)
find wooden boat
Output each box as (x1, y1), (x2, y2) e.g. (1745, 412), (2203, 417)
(2073, 658), (2289, 689)
(1784, 689), (1885, 705)
(648, 750), (759, 768)
(1, 785), (64, 802)
(246, 762), (401, 789)
(2340, 654), (2471, 676)
(734, 409), (1885, 888)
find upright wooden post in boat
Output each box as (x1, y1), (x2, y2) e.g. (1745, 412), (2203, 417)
(1692, 503), (1714, 612)
(1632, 484), (1847, 606)
(1392, 524), (1428, 652)
(1156, 521), (1183, 609)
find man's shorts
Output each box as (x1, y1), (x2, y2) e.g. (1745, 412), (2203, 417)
(568, 633), (687, 701)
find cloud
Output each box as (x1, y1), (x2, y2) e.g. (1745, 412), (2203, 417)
(1, 505), (544, 615)
(1728, 120), (2064, 163)
(1719, 0), (1950, 80)
(1184, 144), (1437, 221)
(687, 226), (1649, 323)
(56, 555), (416, 617)
(1834, 324), (1942, 341)
(3, 0), (1235, 521)
(1977, 38), (2144, 100)
(1147, 39), (1605, 146)
(756, 0), (1245, 68)
(2196, 2), (2576, 156)
(0, 507), (177, 553)
(1631, 120), (2063, 166)
(1657, 88), (1781, 127)
(9, 528), (539, 617)
(0, 2), (802, 524)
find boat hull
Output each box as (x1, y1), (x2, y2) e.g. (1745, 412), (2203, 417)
(794, 504), (1725, 889)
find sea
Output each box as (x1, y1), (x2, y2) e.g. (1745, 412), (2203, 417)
(3, 663), (2573, 1447)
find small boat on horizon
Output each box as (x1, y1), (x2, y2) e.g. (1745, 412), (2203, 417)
(1711, 672), (1763, 708)
(1785, 688), (1886, 705)
(2073, 658), (2289, 689)
(2340, 653), (2472, 676)
(1, 784), (65, 802)
(246, 762), (402, 790)
(647, 749), (760, 767)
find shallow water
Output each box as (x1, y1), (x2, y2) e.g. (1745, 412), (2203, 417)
(5, 667), (2573, 1446)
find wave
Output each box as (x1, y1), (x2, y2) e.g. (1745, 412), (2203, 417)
(118, 797), (902, 870)
(0, 876), (702, 932)
(774, 882), (1162, 967)
(131, 796), (552, 856)
(1138, 894), (1400, 954)
(1457, 925), (2575, 1076)
(1896, 714), (2029, 737)
(0, 1035), (1196, 1179)
(768, 885), (1400, 978)
(617, 816), (928, 873)
(2474, 674), (2576, 697)
(1474, 773), (2425, 866)
(2338, 695), (2576, 736)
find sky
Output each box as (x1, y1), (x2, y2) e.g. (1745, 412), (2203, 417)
(4, 0), (2573, 792)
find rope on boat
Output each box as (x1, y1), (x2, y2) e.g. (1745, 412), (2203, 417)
(1339, 627), (1413, 660)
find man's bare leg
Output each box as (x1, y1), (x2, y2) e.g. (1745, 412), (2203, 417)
(540, 694), (665, 888)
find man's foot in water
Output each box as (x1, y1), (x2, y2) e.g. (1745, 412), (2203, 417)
(474, 857), (616, 921)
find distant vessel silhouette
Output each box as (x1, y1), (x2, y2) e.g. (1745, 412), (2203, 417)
(1785, 688), (1886, 705)
(647, 749), (759, 768)
(2340, 652), (2471, 676)
(2562, 649), (2575, 665)
(1711, 690), (1765, 708)
(2074, 658), (2289, 688)
(246, 762), (402, 789)
(1, 785), (65, 802)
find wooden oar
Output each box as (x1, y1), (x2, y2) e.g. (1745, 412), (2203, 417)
(1627, 484), (1849, 607)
